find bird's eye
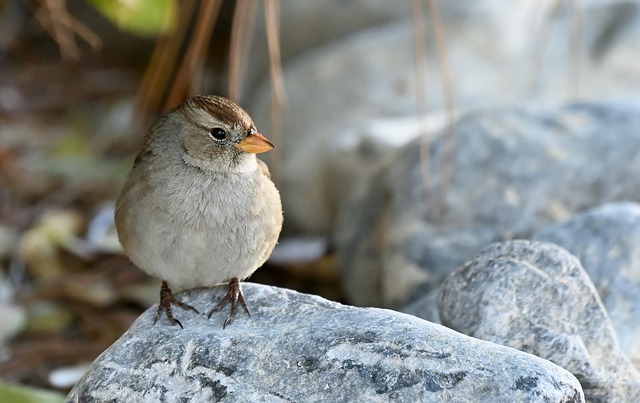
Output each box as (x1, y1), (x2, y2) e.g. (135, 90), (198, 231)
(210, 128), (227, 140)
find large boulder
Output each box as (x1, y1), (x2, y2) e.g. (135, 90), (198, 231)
(533, 202), (640, 367)
(68, 284), (583, 402)
(336, 101), (640, 308)
(438, 240), (640, 402)
(240, 0), (411, 100)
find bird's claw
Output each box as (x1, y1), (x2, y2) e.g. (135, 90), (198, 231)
(207, 277), (250, 328)
(154, 281), (199, 328)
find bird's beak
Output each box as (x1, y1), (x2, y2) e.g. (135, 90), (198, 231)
(234, 132), (275, 154)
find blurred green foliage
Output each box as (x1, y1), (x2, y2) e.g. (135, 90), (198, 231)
(0, 380), (64, 403)
(85, 0), (176, 36)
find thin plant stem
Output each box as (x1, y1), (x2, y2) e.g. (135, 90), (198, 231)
(529, 0), (562, 92)
(264, 0), (286, 186)
(570, 0), (582, 97)
(135, 0), (197, 121)
(165, 0), (222, 109)
(228, 1), (258, 102)
(411, 0), (431, 217)
(427, 0), (456, 222)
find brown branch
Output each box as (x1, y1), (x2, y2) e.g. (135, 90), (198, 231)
(411, 0), (431, 216)
(165, 0), (222, 110)
(264, 0), (287, 107)
(264, 0), (286, 187)
(427, 0), (456, 222)
(60, 12), (102, 50)
(29, 0), (102, 61)
(529, 0), (562, 92)
(38, 0), (79, 60)
(228, 1), (259, 102)
(135, 0), (198, 123)
(569, 0), (582, 97)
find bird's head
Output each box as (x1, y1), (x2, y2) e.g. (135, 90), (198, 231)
(176, 95), (274, 172)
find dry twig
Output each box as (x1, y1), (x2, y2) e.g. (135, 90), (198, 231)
(411, 0), (431, 215)
(570, 0), (582, 96)
(228, 1), (258, 101)
(29, 0), (102, 61)
(264, 0), (286, 186)
(165, 0), (223, 109)
(426, 0), (456, 222)
(135, 0), (198, 124)
(412, 0), (456, 222)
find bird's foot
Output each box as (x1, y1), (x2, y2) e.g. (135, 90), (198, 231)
(154, 281), (200, 329)
(207, 277), (250, 328)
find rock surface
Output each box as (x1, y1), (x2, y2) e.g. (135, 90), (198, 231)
(240, 0), (411, 101)
(533, 202), (640, 367)
(401, 288), (441, 325)
(249, 1), (640, 235)
(438, 240), (640, 402)
(67, 284), (583, 402)
(336, 101), (640, 308)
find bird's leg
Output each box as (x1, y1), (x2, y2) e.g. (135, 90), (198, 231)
(153, 281), (200, 329)
(207, 277), (251, 328)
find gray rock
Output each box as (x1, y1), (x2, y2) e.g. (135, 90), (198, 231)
(401, 288), (441, 325)
(240, 0), (411, 101)
(242, 0), (532, 103)
(533, 202), (640, 367)
(335, 101), (640, 308)
(249, 1), (640, 235)
(67, 283), (584, 402)
(438, 240), (640, 402)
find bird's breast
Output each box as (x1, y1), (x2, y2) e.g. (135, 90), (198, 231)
(117, 165), (282, 289)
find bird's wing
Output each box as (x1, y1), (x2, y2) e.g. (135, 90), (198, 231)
(257, 159), (272, 179)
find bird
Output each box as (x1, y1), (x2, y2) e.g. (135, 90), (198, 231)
(115, 95), (283, 328)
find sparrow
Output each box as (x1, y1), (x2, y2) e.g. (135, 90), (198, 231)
(115, 95), (283, 328)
